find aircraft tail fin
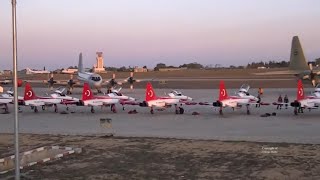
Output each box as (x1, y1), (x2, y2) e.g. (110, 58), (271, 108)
(145, 82), (157, 101)
(24, 83), (37, 100)
(82, 83), (94, 101)
(297, 80), (305, 101)
(78, 53), (84, 73)
(289, 36), (309, 71)
(219, 81), (228, 101)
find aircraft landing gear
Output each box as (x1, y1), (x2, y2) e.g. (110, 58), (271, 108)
(219, 107), (223, 115)
(150, 107), (154, 114)
(4, 104), (9, 113)
(42, 105), (45, 111)
(179, 107), (184, 114)
(294, 107), (298, 115)
(246, 105), (250, 115)
(91, 107), (95, 113)
(175, 104), (179, 114)
(34, 107), (38, 113)
(111, 104), (117, 113)
(54, 104), (58, 113)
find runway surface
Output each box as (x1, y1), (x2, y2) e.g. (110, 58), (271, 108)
(1, 87), (319, 144)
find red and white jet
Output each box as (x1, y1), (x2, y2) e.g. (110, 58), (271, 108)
(290, 80), (320, 115)
(23, 83), (62, 113)
(212, 81), (265, 115)
(0, 92), (13, 113)
(140, 82), (195, 114)
(81, 83), (122, 113)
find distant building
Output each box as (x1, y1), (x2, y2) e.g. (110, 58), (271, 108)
(93, 52), (105, 73)
(3, 70), (12, 75)
(134, 66), (148, 72)
(61, 68), (78, 74)
(257, 66), (267, 69)
(158, 67), (187, 72)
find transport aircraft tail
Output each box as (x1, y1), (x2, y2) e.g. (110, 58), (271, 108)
(78, 53), (84, 73)
(289, 36), (309, 71)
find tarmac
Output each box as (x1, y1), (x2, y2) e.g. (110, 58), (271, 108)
(1, 87), (319, 144)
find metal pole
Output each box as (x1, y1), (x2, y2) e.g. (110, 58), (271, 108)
(11, 0), (20, 179)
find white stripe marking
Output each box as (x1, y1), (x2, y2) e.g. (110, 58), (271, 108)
(36, 147), (45, 151)
(42, 158), (50, 162)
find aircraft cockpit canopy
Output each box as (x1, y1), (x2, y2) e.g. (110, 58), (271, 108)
(239, 84), (250, 93)
(238, 84), (250, 96)
(113, 92), (122, 96)
(171, 90), (182, 96)
(55, 87), (66, 96)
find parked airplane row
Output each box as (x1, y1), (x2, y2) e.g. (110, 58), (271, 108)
(1, 80), (319, 116)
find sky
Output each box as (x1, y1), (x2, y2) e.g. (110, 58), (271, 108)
(1, 0), (320, 70)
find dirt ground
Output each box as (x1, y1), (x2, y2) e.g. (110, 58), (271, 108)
(1, 134), (319, 180)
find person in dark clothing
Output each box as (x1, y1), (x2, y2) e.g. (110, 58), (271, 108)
(284, 95), (289, 109)
(256, 94), (261, 108)
(277, 95), (283, 110)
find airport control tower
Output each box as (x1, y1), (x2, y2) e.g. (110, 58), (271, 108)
(93, 52), (105, 72)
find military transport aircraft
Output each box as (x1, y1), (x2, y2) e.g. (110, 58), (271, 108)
(254, 36), (320, 86)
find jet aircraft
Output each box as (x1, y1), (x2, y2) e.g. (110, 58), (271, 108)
(139, 82), (195, 114)
(211, 81), (267, 115)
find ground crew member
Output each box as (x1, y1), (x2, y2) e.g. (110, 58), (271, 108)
(284, 95), (289, 109)
(277, 95), (283, 109)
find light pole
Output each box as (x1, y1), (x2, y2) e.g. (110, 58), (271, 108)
(11, 0), (20, 179)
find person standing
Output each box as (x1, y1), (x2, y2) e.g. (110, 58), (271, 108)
(256, 94), (261, 108)
(277, 95), (283, 109)
(284, 95), (289, 109)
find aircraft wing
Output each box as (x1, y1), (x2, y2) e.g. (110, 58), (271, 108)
(120, 100), (141, 106)
(61, 99), (79, 105)
(88, 102), (104, 106)
(253, 70), (305, 76)
(27, 102), (45, 107)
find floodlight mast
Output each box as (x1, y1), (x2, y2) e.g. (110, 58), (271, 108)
(11, 0), (20, 179)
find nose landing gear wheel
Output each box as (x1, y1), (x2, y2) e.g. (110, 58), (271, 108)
(112, 105), (117, 113)
(91, 107), (95, 113)
(179, 107), (184, 114)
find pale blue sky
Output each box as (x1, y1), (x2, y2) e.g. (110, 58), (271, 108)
(1, 0), (320, 70)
